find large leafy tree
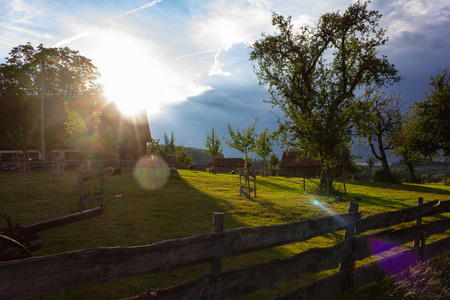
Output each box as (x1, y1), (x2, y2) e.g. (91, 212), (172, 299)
(250, 1), (400, 181)
(393, 110), (426, 183)
(0, 43), (102, 152)
(0, 43), (101, 99)
(413, 69), (450, 159)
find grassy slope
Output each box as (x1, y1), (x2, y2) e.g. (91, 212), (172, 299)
(1, 169), (449, 299)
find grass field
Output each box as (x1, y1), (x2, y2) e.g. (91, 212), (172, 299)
(1, 167), (449, 299)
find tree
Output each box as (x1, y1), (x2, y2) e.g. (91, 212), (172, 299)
(5, 124), (37, 174)
(0, 43), (101, 99)
(146, 137), (161, 155)
(0, 43), (102, 155)
(250, 1), (400, 183)
(176, 146), (192, 165)
(204, 126), (223, 159)
(413, 69), (450, 159)
(268, 153), (280, 172)
(63, 102), (105, 160)
(393, 110), (426, 183)
(354, 90), (403, 176)
(225, 119), (258, 167)
(366, 156), (376, 170)
(160, 132), (177, 167)
(254, 128), (274, 175)
(204, 126), (223, 173)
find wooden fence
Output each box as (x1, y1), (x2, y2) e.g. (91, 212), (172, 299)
(0, 198), (449, 300)
(1, 159), (134, 173)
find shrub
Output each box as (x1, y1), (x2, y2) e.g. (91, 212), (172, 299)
(373, 168), (401, 183)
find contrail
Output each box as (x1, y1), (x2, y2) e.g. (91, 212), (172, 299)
(177, 48), (224, 59)
(53, 30), (90, 47)
(120, 0), (163, 17)
(53, 0), (163, 47)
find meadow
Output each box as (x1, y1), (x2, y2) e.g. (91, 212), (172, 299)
(1, 167), (449, 299)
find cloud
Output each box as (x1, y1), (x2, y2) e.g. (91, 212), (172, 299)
(188, 0), (272, 50)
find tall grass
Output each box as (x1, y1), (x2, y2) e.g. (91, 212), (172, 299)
(1, 168), (449, 299)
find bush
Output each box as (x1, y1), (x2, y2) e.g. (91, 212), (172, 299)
(353, 169), (372, 181)
(373, 168), (401, 183)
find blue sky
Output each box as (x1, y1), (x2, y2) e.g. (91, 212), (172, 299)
(1, 0), (449, 161)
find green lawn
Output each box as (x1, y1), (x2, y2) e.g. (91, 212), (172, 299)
(1, 168), (449, 299)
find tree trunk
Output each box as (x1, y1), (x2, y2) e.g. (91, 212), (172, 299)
(406, 162), (417, 183)
(319, 162), (333, 190)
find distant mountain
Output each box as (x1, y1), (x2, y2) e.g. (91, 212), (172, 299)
(182, 147), (224, 166)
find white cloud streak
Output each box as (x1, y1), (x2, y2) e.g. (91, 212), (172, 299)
(119, 0), (163, 17)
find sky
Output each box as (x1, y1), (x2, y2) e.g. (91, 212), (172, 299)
(1, 0), (449, 161)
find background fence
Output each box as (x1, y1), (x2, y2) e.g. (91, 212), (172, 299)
(0, 198), (449, 300)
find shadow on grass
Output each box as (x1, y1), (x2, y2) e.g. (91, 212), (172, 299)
(256, 177), (304, 194)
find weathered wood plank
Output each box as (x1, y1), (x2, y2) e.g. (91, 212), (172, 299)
(354, 248), (419, 289)
(354, 236), (450, 290)
(423, 236), (450, 261)
(124, 239), (353, 300)
(269, 270), (349, 300)
(356, 200), (450, 234)
(353, 219), (450, 260)
(19, 207), (103, 234)
(0, 213), (360, 300)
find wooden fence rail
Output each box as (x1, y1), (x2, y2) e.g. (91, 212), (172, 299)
(0, 199), (449, 300)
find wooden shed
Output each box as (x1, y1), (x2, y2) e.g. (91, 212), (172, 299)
(279, 150), (350, 179)
(207, 158), (252, 173)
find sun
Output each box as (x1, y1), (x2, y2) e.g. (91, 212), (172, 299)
(88, 29), (172, 117)
(85, 27), (210, 118)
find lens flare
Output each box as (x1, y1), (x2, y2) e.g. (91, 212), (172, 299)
(133, 155), (169, 190)
(367, 237), (418, 276)
(311, 198), (352, 229)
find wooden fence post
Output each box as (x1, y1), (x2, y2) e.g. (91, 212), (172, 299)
(420, 231), (426, 260)
(204, 212), (225, 300)
(348, 252), (355, 291)
(413, 197), (424, 249)
(340, 201), (359, 272)
(210, 212), (224, 275)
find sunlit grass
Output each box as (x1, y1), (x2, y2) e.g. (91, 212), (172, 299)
(0, 169), (449, 299)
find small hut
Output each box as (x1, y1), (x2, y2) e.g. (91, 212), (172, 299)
(279, 150), (350, 178)
(207, 158), (252, 173)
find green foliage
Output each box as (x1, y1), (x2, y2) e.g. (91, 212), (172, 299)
(365, 157), (376, 170)
(5, 124), (37, 153)
(250, 1), (400, 174)
(373, 167), (400, 184)
(101, 126), (118, 159)
(268, 153), (280, 170)
(160, 132), (177, 166)
(0, 43), (101, 99)
(413, 69), (450, 159)
(393, 110), (426, 183)
(63, 103), (89, 149)
(63, 102), (117, 160)
(225, 118), (258, 163)
(204, 126), (222, 159)
(176, 146), (192, 165)
(254, 127), (274, 174)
